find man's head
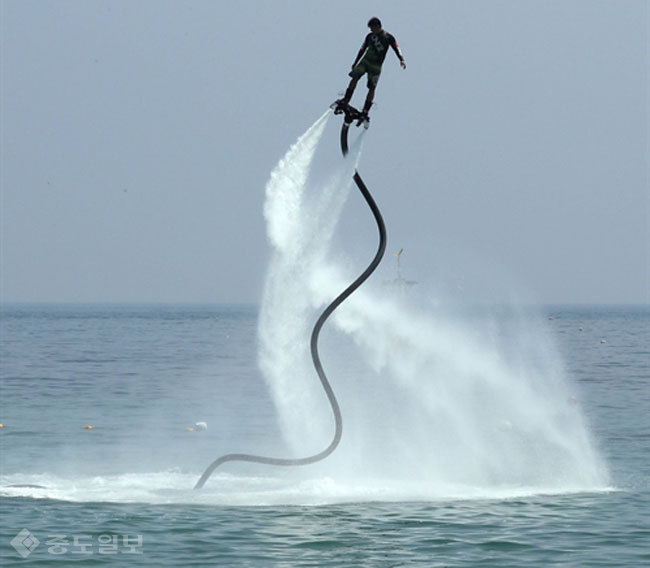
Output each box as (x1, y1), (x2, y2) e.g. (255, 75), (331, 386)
(367, 17), (382, 33)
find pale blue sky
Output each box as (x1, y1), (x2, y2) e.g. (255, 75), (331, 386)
(2, 0), (648, 304)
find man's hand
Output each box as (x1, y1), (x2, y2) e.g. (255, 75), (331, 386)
(400, 60), (407, 69)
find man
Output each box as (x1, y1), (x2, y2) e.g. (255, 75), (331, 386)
(337, 17), (406, 123)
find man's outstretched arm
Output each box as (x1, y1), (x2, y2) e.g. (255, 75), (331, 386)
(391, 38), (406, 69)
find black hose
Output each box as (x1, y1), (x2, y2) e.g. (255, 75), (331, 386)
(194, 115), (386, 489)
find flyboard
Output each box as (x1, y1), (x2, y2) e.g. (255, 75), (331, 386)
(194, 102), (386, 489)
(330, 99), (371, 130)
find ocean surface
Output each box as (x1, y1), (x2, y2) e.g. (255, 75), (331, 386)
(0, 303), (648, 566)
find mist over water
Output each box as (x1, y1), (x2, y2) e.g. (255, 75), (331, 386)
(0, 113), (611, 507)
(258, 112), (609, 497)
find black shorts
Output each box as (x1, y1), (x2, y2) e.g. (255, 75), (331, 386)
(349, 59), (382, 88)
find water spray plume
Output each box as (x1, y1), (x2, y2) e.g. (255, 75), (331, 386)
(195, 110), (385, 489)
(197, 107), (608, 496)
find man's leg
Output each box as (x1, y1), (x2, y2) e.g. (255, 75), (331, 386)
(342, 76), (360, 105)
(363, 68), (380, 114)
(363, 86), (375, 114)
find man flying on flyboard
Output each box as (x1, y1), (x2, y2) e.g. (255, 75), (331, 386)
(332, 17), (406, 128)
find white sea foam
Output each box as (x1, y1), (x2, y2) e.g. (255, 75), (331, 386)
(0, 471), (614, 506)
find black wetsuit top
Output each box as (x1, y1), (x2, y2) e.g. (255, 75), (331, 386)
(360, 31), (403, 66)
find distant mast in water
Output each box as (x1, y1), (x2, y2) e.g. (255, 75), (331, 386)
(385, 248), (417, 291)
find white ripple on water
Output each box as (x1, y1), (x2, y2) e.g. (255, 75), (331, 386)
(0, 471), (616, 506)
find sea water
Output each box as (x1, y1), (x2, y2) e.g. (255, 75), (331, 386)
(1, 112), (648, 565)
(0, 304), (648, 566)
